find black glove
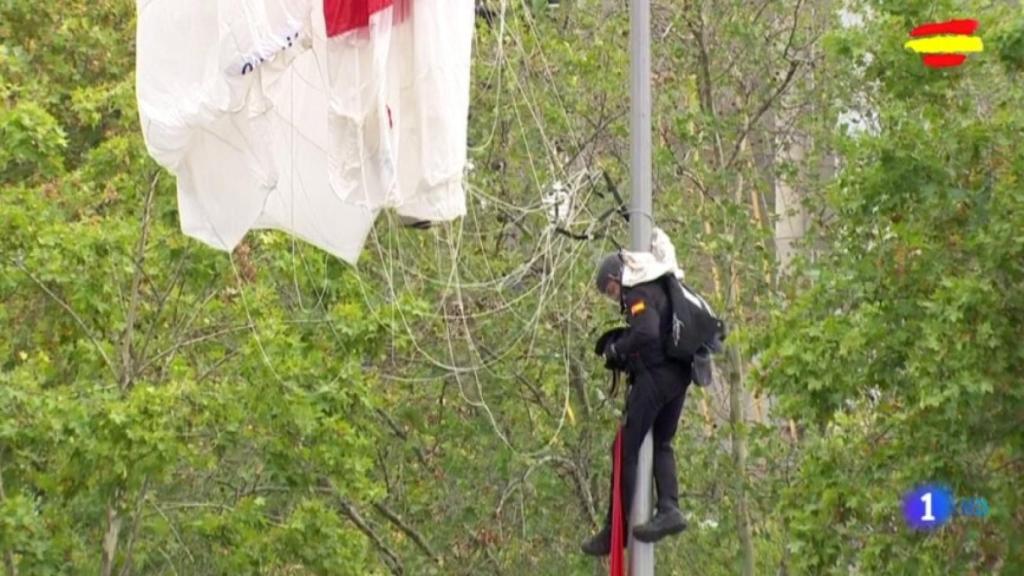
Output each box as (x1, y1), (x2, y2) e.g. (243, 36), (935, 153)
(594, 327), (628, 371)
(603, 340), (619, 361)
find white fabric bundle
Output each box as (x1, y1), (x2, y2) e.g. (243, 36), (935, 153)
(621, 229), (719, 319)
(135, 0), (474, 262)
(620, 228), (685, 287)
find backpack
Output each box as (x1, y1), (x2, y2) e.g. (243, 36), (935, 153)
(655, 272), (729, 362)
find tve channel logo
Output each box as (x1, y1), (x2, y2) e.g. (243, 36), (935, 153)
(902, 484), (989, 531)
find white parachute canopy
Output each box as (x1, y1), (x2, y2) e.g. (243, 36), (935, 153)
(135, 0), (474, 263)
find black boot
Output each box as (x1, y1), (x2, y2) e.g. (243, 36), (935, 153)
(632, 506), (686, 544)
(580, 525), (612, 557)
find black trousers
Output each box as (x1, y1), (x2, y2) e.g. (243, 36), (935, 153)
(605, 360), (691, 529)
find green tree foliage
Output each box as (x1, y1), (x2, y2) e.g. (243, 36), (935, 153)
(756, 1), (1024, 574)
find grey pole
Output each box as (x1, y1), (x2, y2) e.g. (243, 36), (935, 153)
(628, 0), (654, 571)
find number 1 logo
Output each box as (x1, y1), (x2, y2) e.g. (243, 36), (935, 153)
(904, 485), (953, 530)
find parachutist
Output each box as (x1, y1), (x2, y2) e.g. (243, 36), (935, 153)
(583, 252), (689, 556)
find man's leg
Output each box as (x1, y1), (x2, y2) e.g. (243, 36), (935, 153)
(618, 369), (662, 526)
(633, 371), (690, 544)
(652, 386), (686, 510)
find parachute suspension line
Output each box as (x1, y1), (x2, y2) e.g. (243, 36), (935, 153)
(515, 0), (586, 149)
(226, 253), (291, 393)
(357, 187), (589, 457)
(505, 46), (558, 184)
(442, 208), (577, 457)
(364, 57), (577, 330)
(508, 0), (584, 182)
(362, 221), (548, 374)
(361, 211), (595, 445)
(448, 225), (566, 454)
(468, 178), (597, 454)
(436, 229), (584, 457)
(467, 0), (507, 154)
(442, 218), (515, 451)
(317, 220), (597, 455)
(355, 232), (581, 448)
(498, 35), (621, 237)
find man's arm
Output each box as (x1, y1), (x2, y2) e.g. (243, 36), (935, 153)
(606, 287), (661, 362)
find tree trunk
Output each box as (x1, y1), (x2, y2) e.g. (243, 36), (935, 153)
(728, 343), (755, 576)
(103, 175), (157, 576)
(773, 131), (809, 273)
(100, 502), (122, 576)
(729, 166), (757, 576)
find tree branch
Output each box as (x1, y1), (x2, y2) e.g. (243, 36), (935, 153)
(372, 502), (440, 563)
(149, 501), (195, 565)
(723, 0), (805, 170)
(118, 477), (150, 576)
(552, 456), (598, 526)
(724, 58), (801, 171)
(336, 497), (404, 575)
(136, 324), (254, 375)
(10, 258), (116, 379)
(120, 172), (160, 391)
(135, 246), (193, 367)
(373, 408), (430, 468)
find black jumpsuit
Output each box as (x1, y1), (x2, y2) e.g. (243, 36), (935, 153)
(604, 280), (692, 530)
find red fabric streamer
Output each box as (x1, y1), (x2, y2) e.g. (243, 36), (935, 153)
(610, 427), (625, 576)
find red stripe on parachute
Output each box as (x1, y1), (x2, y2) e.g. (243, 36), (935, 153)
(324, 0), (394, 37)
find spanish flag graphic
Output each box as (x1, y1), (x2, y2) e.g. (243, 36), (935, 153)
(905, 19), (984, 69)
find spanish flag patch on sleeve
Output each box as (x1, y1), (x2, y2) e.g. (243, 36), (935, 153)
(630, 300), (646, 315)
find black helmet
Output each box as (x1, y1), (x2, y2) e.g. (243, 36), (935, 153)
(594, 252), (624, 294)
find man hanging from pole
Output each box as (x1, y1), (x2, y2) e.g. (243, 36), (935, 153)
(581, 251), (690, 556)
